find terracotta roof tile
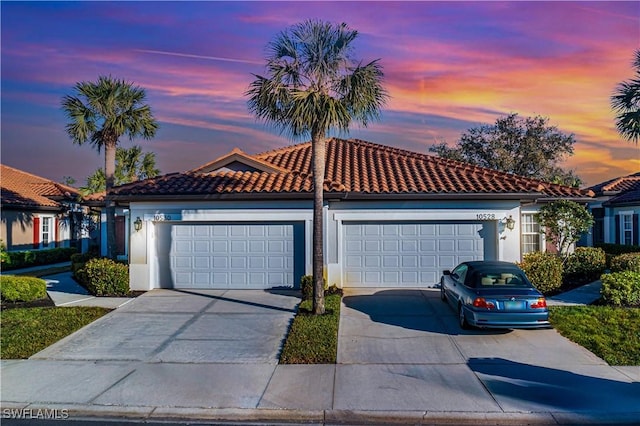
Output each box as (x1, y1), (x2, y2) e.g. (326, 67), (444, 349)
(111, 138), (590, 199)
(1, 164), (79, 208)
(589, 172), (640, 195)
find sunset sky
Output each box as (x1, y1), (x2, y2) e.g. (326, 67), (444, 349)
(1, 1), (638, 187)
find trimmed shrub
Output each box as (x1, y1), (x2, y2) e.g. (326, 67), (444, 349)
(600, 271), (640, 307)
(610, 253), (640, 273)
(76, 258), (129, 296)
(0, 276), (47, 302)
(2, 247), (78, 270)
(301, 275), (313, 300)
(517, 252), (563, 295)
(300, 275), (337, 300)
(595, 243), (640, 256)
(564, 247), (607, 283)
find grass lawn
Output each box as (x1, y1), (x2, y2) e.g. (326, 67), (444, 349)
(280, 293), (341, 364)
(549, 305), (640, 366)
(1, 306), (111, 359)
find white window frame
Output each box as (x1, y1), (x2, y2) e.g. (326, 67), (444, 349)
(521, 212), (544, 254)
(620, 211), (634, 246)
(40, 215), (54, 249)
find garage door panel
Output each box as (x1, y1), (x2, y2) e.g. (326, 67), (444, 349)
(343, 222), (488, 287)
(159, 223), (300, 289)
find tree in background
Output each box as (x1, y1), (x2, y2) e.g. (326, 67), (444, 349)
(611, 49), (640, 144)
(62, 76), (158, 259)
(247, 20), (387, 314)
(429, 113), (581, 187)
(80, 146), (160, 195)
(535, 200), (594, 263)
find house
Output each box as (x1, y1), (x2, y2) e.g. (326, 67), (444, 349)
(109, 138), (592, 291)
(0, 164), (86, 252)
(585, 172), (640, 247)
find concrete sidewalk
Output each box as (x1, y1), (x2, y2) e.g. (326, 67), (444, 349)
(2, 287), (639, 425)
(2, 263), (135, 309)
(44, 272), (134, 309)
(547, 280), (603, 306)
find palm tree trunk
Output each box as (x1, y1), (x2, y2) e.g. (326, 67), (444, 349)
(104, 141), (117, 260)
(311, 131), (326, 315)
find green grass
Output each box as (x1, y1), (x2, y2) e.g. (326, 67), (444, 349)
(0, 306), (111, 359)
(549, 305), (640, 366)
(280, 294), (342, 364)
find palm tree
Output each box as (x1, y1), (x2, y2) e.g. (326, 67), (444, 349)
(80, 146), (160, 195)
(612, 49), (640, 144)
(247, 20), (387, 314)
(62, 76), (158, 259)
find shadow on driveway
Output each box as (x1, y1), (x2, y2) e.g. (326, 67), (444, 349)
(468, 357), (640, 412)
(342, 289), (511, 336)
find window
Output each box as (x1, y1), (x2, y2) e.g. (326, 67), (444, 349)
(621, 213), (633, 246)
(452, 264), (468, 285)
(521, 213), (542, 254)
(41, 217), (52, 248)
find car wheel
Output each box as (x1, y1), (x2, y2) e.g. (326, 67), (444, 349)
(458, 304), (471, 330)
(440, 281), (447, 302)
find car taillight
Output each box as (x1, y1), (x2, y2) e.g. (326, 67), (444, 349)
(530, 298), (547, 309)
(473, 298), (496, 309)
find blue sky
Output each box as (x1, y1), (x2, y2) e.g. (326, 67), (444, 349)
(2, 1), (638, 187)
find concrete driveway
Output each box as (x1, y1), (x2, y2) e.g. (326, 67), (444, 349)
(338, 288), (640, 416)
(2, 287), (639, 424)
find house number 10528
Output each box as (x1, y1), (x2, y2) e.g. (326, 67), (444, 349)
(476, 213), (496, 220)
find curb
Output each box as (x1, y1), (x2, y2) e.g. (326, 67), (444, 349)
(5, 403), (640, 425)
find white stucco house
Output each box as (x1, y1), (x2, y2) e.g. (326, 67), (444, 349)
(109, 138), (592, 291)
(584, 172), (640, 247)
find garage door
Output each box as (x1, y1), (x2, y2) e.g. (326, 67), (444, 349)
(343, 222), (490, 287)
(156, 223), (303, 289)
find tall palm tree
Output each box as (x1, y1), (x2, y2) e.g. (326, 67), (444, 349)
(247, 20), (387, 314)
(62, 76), (158, 259)
(612, 49), (640, 144)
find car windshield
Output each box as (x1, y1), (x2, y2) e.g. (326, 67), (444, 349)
(471, 269), (530, 288)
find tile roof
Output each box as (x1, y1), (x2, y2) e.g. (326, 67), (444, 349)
(605, 188), (640, 206)
(588, 172), (640, 195)
(1, 164), (79, 209)
(111, 138), (591, 200)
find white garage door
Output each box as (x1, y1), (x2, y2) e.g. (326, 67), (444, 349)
(343, 222), (489, 287)
(156, 223), (301, 289)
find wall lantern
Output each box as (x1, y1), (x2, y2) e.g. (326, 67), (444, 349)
(502, 215), (516, 231)
(134, 217), (143, 232)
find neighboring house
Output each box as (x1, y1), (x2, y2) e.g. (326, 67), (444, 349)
(0, 164), (85, 252)
(585, 172), (640, 247)
(108, 138), (592, 291)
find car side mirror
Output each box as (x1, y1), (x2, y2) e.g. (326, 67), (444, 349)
(443, 270), (451, 276)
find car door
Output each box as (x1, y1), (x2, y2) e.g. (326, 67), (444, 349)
(446, 264), (468, 306)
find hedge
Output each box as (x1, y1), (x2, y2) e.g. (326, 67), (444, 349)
(0, 276), (47, 302)
(76, 258), (129, 296)
(600, 271), (640, 307)
(564, 247), (607, 283)
(595, 243), (640, 255)
(517, 252), (563, 295)
(1, 247), (77, 270)
(610, 253), (640, 273)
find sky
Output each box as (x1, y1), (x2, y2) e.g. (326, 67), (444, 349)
(1, 1), (639, 188)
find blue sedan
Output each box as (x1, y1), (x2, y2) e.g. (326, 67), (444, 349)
(440, 261), (550, 330)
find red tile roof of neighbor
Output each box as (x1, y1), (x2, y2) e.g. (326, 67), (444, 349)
(588, 172), (640, 195)
(1, 164), (79, 209)
(110, 138), (592, 200)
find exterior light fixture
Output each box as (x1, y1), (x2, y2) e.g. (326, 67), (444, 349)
(134, 217), (143, 232)
(503, 215), (516, 231)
